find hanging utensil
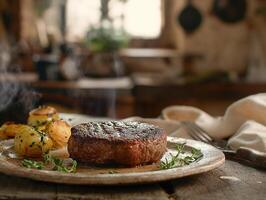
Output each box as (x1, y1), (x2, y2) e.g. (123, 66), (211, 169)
(178, 0), (203, 34)
(212, 0), (247, 23)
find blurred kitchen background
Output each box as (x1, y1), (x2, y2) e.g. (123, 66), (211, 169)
(0, 0), (266, 123)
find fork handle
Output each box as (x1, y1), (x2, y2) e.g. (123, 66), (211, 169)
(223, 147), (266, 169)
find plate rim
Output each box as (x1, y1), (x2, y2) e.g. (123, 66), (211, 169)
(0, 137), (225, 185)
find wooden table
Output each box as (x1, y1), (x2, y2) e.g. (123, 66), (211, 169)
(0, 160), (264, 200)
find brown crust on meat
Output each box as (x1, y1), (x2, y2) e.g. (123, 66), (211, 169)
(68, 121), (167, 166)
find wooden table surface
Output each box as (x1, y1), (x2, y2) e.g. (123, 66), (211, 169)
(0, 160), (264, 200)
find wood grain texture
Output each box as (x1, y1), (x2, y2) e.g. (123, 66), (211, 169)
(0, 173), (168, 200)
(170, 160), (266, 200)
(56, 184), (168, 200)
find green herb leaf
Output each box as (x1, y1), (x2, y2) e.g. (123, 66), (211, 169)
(22, 159), (44, 169)
(160, 143), (203, 170)
(22, 154), (77, 173)
(191, 147), (203, 160)
(44, 154), (77, 173)
(53, 160), (77, 173)
(43, 153), (53, 164)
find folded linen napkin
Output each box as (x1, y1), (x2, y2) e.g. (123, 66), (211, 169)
(162, 93), (266, 153)
(228, 120), (266, 152)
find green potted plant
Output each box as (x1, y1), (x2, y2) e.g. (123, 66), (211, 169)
(83, 0), (129, 77)
(86, 25), (129, 54)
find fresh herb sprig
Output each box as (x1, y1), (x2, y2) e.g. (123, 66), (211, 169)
(44, 154), (77, 173)
(22, 159), (44, 170)
(160, 143), (203, 170)
(21, 154), (77, 173)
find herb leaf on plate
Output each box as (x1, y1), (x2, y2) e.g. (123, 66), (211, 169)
(160, 143), (203, 170)
(44, 154), (77, 173)
(21, 154), (77, 173)
(22, 159), (44, 170)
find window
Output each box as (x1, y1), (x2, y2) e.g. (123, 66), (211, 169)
(66, 0), (162, 41)
(66, 0), (101, 41)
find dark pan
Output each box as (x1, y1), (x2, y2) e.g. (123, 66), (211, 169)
(213, 0), (247, 23)
(178, 0), (203, 34)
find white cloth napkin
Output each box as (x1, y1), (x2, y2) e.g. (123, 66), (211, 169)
(162, 93), (266, 153)
(228, 120), (266, 152)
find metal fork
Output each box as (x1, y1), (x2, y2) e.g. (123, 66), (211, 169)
(181, 121), (229, 150)
(181, 121), (266, 169)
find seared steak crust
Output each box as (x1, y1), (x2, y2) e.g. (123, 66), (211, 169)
(68, 121), (167, 166)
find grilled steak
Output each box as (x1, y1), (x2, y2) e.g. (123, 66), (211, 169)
(68, 121), (167, 166)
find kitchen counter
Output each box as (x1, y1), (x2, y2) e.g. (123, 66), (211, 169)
(2, 73), (266, 117)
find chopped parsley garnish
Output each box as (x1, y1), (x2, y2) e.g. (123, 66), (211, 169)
(29, 141), (35, 147)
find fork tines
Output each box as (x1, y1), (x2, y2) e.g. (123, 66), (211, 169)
(181, 121), (213, 144)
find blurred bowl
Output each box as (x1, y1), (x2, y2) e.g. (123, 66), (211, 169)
(161, 105), (204, 122)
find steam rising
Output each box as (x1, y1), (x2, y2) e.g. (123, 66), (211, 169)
(0, 81), (19, 112)
(0, 76), (40, 123)
(0, 41), (17, 112)
(0, 41), (40, 123)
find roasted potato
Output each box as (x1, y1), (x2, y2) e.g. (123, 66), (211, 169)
(0, 122), (26, 138)
(28, 106), (59, 127)
(14, 125), (53, 157)
(0, 131), (8, 140)
(0, 122), (9, 139)
(46, 120), (71, 148)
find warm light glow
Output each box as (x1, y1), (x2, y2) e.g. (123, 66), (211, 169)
(66, 0), (100, 41)
(66, 0), (161, 41)
(124, 0), (161, 38)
